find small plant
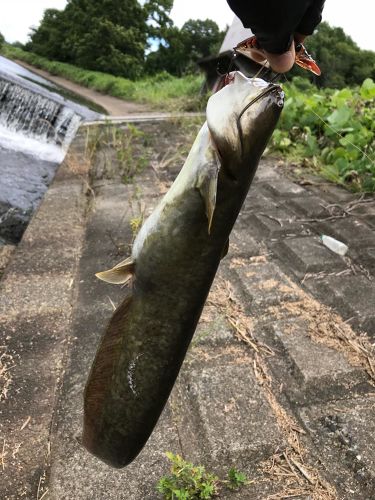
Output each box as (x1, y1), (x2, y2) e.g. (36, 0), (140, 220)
(157, 452), (248, 499)
(226, 468), (248, 490)
(157, 452), (219, 499)
(110, 124), (150, 183)
(129, 215), (144, 241)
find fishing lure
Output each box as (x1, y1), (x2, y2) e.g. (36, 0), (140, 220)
(235, 35), (321, 76)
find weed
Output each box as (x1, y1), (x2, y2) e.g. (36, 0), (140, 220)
(157, 452), (248, 499)
(110, 124), (150, 183)
(271, 76), (375, 192)
(84, 125), (103, 160)
(157, 453), (219, 499)
(226, 468), (248, 490)
(129, 213), (144, 241)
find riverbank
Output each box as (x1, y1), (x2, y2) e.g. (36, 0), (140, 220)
(14, 60), (150, 116)
(1, 45), (205, 113)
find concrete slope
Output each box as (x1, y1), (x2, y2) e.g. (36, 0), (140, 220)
(1, 119), (375, 499)
(0, 132), (90, 499)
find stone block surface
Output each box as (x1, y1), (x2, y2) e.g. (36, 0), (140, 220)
(321, 218), (373, 244)
(242, 209), (311, 239)
(263, 179), (308, 197)
(356, 245), (375, 272)
(253, 159), (281, 182)
(192, 306), (236, 347)
(229, 228), (261, 257)
(181, 365), (285, 466)
(0, 272), (74, 316)
(0, 311), (72, 499)
(235, 260), (301, 311)
(288, 196), (329, 218)
(279, 236), (347, 275)
(319, 275), (375, 336)
(314, 184), (355, 203)
(270, 320), (368, 404)
(240, 189), (277, 214)
(299, 397), (375, 498)
(0, 244), (15, 272)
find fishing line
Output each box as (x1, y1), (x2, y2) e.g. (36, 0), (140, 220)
(282, 74), (375, 167)
(270, 73), (281, 83)
(251, 59), (269, 81)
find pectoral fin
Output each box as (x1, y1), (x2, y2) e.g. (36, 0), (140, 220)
(197, 136), (221, 233)
(95, 257), (135, 285)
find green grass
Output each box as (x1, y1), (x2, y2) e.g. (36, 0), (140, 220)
(1, 45), (206, 111)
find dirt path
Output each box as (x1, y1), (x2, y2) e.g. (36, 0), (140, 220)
(16, 60), (150, 116)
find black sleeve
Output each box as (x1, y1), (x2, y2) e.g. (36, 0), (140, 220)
(227, 0), (325, 53)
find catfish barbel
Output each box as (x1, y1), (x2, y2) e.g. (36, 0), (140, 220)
(83, 71), (284, 467)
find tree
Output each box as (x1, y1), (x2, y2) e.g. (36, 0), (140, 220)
(0, 32), (5, 50)
(26, 9), (70, 61)
(73, 18), (146, 78)
(28, 0), (148, 78)
(27, 0), (178, 79)
(181, 19), (223, 60)
(144, 0), (173, 38)
(293, 22), (375, 88)
(145, 27), (189, 76)
(145, 19), (225, 76)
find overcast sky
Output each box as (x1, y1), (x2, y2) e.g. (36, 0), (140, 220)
(1, 0), (374, 51)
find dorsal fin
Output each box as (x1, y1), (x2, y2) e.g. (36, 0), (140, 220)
(95, 257), (135, 285)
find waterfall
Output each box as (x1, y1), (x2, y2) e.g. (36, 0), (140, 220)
(0, 61), (102, 245)
(0, 77), (82, 150)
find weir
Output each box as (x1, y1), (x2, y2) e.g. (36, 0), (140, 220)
(0, 62), (101, 245)
(0, 77), (81, 148)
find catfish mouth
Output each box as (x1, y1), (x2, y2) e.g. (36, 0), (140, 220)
(237, 83), (284, 155)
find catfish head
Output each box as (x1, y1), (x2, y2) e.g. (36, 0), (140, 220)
(207, 72), (284, 181)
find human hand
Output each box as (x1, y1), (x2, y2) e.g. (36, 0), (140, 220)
(244, 32), (306, 73)
(227, 0), (325, 73)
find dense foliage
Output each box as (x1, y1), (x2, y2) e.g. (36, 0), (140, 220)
(293, 23), (375, 88)
(0, 32), (4, 50)
(26, 0), (152, 79)
(26, 0), (224, 79)
(146, 19), (224, 76)
(271, 77), (375, 192)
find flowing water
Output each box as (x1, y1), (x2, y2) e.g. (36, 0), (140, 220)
(0, 56), (102, 244)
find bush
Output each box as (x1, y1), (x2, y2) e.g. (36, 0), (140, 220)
(271, 78), (375, 192)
